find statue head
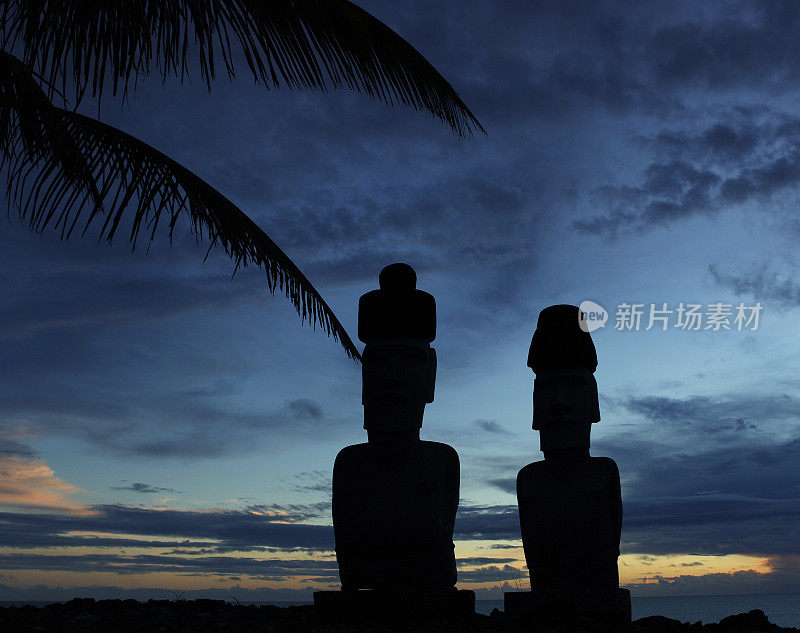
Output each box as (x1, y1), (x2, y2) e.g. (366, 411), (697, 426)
(528, 304), (600, 451)
(358, 263), (436, 432)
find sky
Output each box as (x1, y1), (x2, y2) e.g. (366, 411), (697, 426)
(2, 0), (800, 602)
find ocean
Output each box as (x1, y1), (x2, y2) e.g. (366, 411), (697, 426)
(3, 593), (799, 627)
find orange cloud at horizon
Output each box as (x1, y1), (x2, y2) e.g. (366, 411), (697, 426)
(0, 455), (93, 515)
(619, 553), (771, 587)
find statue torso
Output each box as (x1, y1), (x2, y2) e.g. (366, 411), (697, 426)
(517, 455), (621, 590)
(332, 439), (459, 589)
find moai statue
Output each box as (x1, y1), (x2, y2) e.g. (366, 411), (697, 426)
(315, 263), (472, 618)
(506, 304), (630, 625)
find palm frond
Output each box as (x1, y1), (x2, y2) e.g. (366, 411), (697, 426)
(2, 0), (484, 137)
(0, 63), (361, 360)
(0, 51), (103, 222)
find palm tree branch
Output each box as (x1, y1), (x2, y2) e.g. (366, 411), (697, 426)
(0, 51), (104, 228)
(2, 0), (484, 137)
(0, 93), (361, 360)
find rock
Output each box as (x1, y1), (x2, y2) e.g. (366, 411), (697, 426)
(711, 609), (781, 632)
(632, 615), (689, 633)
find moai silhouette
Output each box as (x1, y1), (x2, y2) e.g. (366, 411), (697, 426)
(505, 304), (630, 626)
(315, 263), (473, 619)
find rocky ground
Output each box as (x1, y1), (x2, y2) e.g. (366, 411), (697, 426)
(0, 599), (797, 633)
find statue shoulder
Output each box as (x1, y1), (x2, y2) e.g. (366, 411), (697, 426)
(420, 440), (459, 466)
(516, 460), (546, 495)
(589, 456), (620, 477)
(586, 456), (620, 492)
(334, 443), (369, 466)
(518, 460), (547, 477)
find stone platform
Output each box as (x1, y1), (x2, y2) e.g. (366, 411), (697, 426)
(505, 587), (631, 628)
(313, 589), (475, 620)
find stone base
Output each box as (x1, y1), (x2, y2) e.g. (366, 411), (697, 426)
(313, 589), (475, 620)
(504, 587), (631, 629)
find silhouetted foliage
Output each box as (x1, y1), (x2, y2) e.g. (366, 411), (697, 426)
(0, 0), (483, 359)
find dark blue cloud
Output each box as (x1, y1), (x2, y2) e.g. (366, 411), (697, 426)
(473, 419), (511, 435)
(0, 389), (332, 459)
(287, 399), (322, 420)
(575, 111), (800, 235)
(0, 505), (335, 553)
(110, 483), (182, 494)
(288, 471), (332, 494)
(596, 394), (800, 558)
(620, 393), (798, 436)
(0, 552), (339, 581)
(456, 557), (516, 567)
(458, 564), (526, 584)
(486, 478), (516, 495)
(454, 503), (519, 541)
(709, 263), (800, 307)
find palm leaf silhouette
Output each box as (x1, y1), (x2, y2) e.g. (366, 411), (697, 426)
(3, 0), (484, 136)
(0, 1), (483, 359)
(0, 52), (104, 221)
(1, 53), (360, 358)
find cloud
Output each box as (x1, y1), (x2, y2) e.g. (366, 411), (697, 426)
(574, 162), (722, 236)
(698, 124), (759, 160)
(643, 1), (800, 91)
(709, 263), (800, 307)
(0, 552), (339, 582)
(0, 227), (261, 343)
(454, 503), (520, 541)
(110, 483), (182, 494)
(288, 471), (331, 494)
(575, 113), (800, 236)
(0, 504), (335, 553)
(0, 426), (37, 459)
(625, 568), (800, 597)
(619, 393), (799, 438)
(0, 442), (797, 589)
(607, 437), (800, 557)
(464, 390), (800, 561)
(473, 419), (511, 435)
(457, 564), (527, 584)
(0, 501), (512, 586)
(0, 456), (89, 514)
(258, 173), (539, 290)
(287, 399), (322, 420)
(456, 557), (516, 566)
(0, 554), (339, 581)
(243, 502), (330, 523)
(720, 153), (800, 203)
(486, 478), (516, 495)
(580, 389), (800, 563)
(0, 500), (525, 556)
(0, 394), (333, 461)
(622, 490), (800, 558)
(424, 0), (800, 130)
